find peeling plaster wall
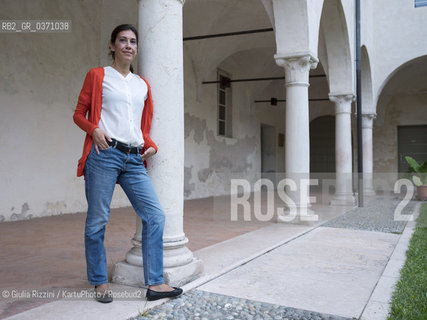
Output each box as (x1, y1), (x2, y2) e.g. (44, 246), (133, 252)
(0, 0), (137, 222)
(183, 51), (262, 199)
(256, 81), (286, 174)
(373, 95), (427, 188)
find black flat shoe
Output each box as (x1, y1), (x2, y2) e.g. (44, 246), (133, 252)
(146, 287), (183, 301)
(94, 286), (113, 303)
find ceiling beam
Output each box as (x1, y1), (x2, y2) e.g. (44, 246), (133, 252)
(184, 28), (274, 41)
(202, 74), (326, 85)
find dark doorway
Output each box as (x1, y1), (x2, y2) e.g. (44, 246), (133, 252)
(398, 125), (427, 172)
(261, 123), (276, 175)
(310, 116), (336, 173)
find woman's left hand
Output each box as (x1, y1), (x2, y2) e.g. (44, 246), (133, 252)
(141, 147), (156, 161)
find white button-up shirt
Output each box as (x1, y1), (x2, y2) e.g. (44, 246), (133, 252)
(98, 66), (148, 146)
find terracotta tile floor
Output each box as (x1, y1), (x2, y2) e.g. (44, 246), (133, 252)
(0, 195), (277, 319)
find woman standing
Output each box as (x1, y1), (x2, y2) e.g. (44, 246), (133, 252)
(73, 24), (183, 303)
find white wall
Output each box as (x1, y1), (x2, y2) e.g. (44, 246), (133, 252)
(0, 0), (138, 222)
(370, 0), (427, 103)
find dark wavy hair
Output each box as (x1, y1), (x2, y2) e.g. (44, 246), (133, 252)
(109, 24), (138, 73)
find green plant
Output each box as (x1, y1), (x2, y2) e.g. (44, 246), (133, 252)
(404, 156), (427, 186)
(138, 300), (151, 317)
(387, 203), (427, 319)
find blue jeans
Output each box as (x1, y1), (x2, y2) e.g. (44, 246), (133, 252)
(84, 145), (165, 286)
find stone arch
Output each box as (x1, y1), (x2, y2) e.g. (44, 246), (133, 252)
(373, 55), (427, 176)
(272, 0), (324, 58)
(376, 54), (427, 124)
(361, 45), (374, 114)
(319, 0), (353, 95)
(216, 46), (283, 100)
(183, 0), (275, 98)
(317, 26), (330, 84)
(259, 0), (275, 27)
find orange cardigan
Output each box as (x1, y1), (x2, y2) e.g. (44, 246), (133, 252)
(73, 67), (158, 177)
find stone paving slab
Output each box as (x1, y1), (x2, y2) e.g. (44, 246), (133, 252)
(198, 227), (400, 319)
(360, 202), (421, 320)
(193, 205), (353, 278)
(194, 224), (312, 275)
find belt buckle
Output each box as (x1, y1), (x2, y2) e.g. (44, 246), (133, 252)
(126, 147), (131, 154)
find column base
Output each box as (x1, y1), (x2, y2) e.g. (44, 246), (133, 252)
(163, 258), (204, 287)
(276, 207), (319, 225)
(112, 258), (203, 288)
(330, 193), (356, 206)
(112, 261), (145, 288)
(363, 188), (376, 196)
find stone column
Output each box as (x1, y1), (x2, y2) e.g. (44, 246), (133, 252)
(274, 54), (318, 221)
(362, 113), (376, 196)
(329, 94), (356, 206)
(113, 0), (202, 288)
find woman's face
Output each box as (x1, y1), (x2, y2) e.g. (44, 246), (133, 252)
(110, 30), (138, 64)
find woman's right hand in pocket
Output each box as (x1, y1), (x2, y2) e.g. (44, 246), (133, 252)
(92, 128), (112, 155)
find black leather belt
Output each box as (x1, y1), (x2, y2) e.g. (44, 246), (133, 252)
(107, 139), (141, 154)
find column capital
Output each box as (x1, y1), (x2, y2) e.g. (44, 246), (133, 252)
(362, 113), (376, 129)
(329, 93), (355, 114)
(274, 53), (318, 86)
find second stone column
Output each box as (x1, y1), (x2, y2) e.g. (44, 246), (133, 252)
(329, 94), (356, 206)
